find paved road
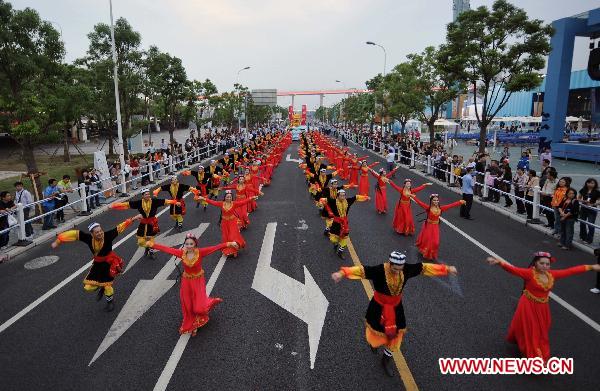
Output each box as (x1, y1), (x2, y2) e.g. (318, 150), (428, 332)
(0, 137), (598, 390)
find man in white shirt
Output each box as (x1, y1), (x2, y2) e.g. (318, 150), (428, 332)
(14, 181), (34, 238)
(539, 147), (552, 166)
(386, 148), (396, 177)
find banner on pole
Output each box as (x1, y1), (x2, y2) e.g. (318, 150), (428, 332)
(301, 105), (307, 125)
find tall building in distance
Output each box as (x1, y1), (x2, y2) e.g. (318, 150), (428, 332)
(453, 0), (471, 22)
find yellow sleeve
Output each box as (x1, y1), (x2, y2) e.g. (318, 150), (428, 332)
(152, 188), (160, 197)
(421, 263), (448, 277)
(57, 230), (79, 243)
(116, 218), (134, 234)
(340, 266), (365, 280)
(356, 195), (369, 202)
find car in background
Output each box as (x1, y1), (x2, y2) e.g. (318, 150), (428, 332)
(291, 125), (307, 141)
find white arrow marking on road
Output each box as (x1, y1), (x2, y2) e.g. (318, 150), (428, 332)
(88, 223), (210, 365)
(286, 154), (302, 163)
(251, 222), (329, 369)
(153, 253), (227, 391)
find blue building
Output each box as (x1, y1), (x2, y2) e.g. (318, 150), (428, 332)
(489, 70), (600, 124)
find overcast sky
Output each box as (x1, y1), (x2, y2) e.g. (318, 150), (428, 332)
(10, 0), (600, 109)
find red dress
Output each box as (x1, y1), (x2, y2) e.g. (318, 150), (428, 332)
(222, 182), (257, 229)
(413, 198), (462, 260)
(358, 163), (378, 196)
(151, 243), (228, 334)
(369, 167), (399, 214)
(205, 198), (254, 256)
(389, 183), (426, 235)
(499, 262), (591, 361)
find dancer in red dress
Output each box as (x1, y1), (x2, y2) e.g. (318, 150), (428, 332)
(413, 194), (465, 260)
(149, 234), (239, 335)
(388, 179), (432, 235)
(358, 160), (379, 196)
(487, 253), (600, 361)
(221, 175), (262, 229)
(197, 191), (258, 258)
(348, 155), (368, 186)
(369, 166), (400, 214)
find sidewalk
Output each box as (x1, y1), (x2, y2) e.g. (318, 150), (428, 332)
(0, 145), (222, 263)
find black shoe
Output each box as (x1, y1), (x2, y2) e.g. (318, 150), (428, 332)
(323, 229), (330, 237)
(381, 354), (395, 377)
(337, 249), (346, 260)
(196, 203), (200, 209)
(204, 205), (207, 212)
(96, 287), (105, 302)
(149, 250), (156, 259)
(370, 345), (377, 354)
(105, 299), (115, 312)
(144, 248), (150, 258)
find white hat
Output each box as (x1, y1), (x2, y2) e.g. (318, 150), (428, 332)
(389, 251), (406, 265)
(88, 222), (101, 232)
(141, 188), (150, 194)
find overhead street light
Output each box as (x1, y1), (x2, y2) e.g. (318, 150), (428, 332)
(109, 0), (127, 196)
(365, 41), (387, 77)
(236, 67), (251, 131)
(366, 41), (388, 136)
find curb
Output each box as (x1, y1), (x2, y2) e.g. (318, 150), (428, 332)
(343, 137), (596, 256)
(4, 155), (220, 262)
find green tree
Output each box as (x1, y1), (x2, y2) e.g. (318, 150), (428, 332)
(445, 0), (553, 153)
(48, 64), (94, 162)
(79, 17), (144, 158)
(0, 0), (65, 195)
(340, 93), (375, 126)
(408, 46), (463, 139)
(383, 62), (425, 133)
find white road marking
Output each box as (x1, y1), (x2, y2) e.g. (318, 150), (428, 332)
(24, 256), (60, 270)
(153, 254), (227, 391)
(89, 223), (210, 365)
(251, 222), (329, 369)
(440, 216), (600, 333)
(285, 154), (303, 163)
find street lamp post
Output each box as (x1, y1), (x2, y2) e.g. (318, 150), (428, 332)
(366, 41), (388, 137)
(109, 0), (127, 196)
(236, 66), (250, 132)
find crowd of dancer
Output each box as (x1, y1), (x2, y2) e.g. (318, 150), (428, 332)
(49, 126), (600, 379)
(52, 129), (291, 333)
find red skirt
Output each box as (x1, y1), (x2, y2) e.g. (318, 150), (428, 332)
(349, 169), (359, 186)
(374, 187), (387, 213)
(506, 295), (551, 361)
(179, 276), (222, 334)
(415, 222), (440, 260)
(235, 197), (250, 228)
(393, 201), (415, 235)
(358, 175), (369, 196)
(221, 218), (245, 256)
